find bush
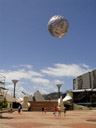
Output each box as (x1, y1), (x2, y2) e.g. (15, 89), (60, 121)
(0, 97), (8, 108)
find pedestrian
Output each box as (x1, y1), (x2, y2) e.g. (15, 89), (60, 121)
(53, 107), (57, 116)
(18, 105), (21, 114)
(42, 107), (44, 113)
(58, 106), (61, 117)
(64, 106), (66, 116)
(44, 108), (46, 114)
(8, 108), (13, 113)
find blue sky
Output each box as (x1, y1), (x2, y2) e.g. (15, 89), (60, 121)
(0, 0), (96, 97)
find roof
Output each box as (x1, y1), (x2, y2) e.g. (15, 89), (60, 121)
(4, 93), (16, 102)
(0, 89), (16, 102)
(72, 89), (96, 92)
(63, 93), (72, 102)
(16, 98), (23, 103)
(0, 87), (8, 90)
(28, 95), (33, 101)
(34, 90), (45, 101)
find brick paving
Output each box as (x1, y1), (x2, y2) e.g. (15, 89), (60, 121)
(0, 110), (96, 128)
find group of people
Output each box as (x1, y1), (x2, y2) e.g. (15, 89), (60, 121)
(41, 106), (66, 117)
(53, 106), (66, 117)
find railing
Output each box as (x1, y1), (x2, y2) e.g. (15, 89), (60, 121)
(74, 91), (89, 101)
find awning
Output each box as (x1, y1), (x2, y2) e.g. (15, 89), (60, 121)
(63, 93), (72, 102)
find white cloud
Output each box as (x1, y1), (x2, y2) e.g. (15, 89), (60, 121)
(53, 80), (64, 85)
(0, 63), (92, 97)
(31, 77), (50, 84)
(32, 82), (56, 94)
(41, 64), (91, 77)
(0, 68), (43, 83)
(32, 79), (64, 94)
(6, 84), (30, 98)
(82, 64), (89, 69)
(12, 64), (33, 69)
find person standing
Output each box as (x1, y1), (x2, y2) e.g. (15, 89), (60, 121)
(58, 106), (61, 117)
(44, 108), (46, 114)
(42, 107), (44, 113)
(18, 105), (21, 114)
(64, 107), (66, 116)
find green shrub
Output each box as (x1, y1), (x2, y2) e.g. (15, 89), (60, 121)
(0, 97), (8, 108)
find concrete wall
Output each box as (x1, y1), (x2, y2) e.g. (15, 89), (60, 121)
(73, 71), (94, 90)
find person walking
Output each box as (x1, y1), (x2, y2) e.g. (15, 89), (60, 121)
(18, 105), (22, 114)
(53, 107), (57, 116)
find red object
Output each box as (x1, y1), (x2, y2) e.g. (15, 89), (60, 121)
(54, 107), (57, 112)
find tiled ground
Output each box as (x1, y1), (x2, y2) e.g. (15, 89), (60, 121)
(0, 110), (96, 128)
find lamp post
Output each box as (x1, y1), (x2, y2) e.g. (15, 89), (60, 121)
(56, 84), (62, 98)
(12, 80), (18, 98)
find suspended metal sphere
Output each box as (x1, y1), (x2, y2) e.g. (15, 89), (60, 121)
(48, 15), (69, 38)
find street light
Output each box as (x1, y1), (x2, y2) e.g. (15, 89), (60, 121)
(56, 84), (62, 98)
(12, 80), (18, 98)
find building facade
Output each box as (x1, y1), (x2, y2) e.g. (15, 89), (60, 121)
(72, 69), (96, 107)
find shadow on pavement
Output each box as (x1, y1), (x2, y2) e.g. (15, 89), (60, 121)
(0, 117), (13, 119)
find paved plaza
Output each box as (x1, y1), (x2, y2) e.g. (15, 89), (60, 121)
(0, 110), (96, 128)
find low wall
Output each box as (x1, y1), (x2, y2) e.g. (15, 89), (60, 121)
(29, 101), (58, 112)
